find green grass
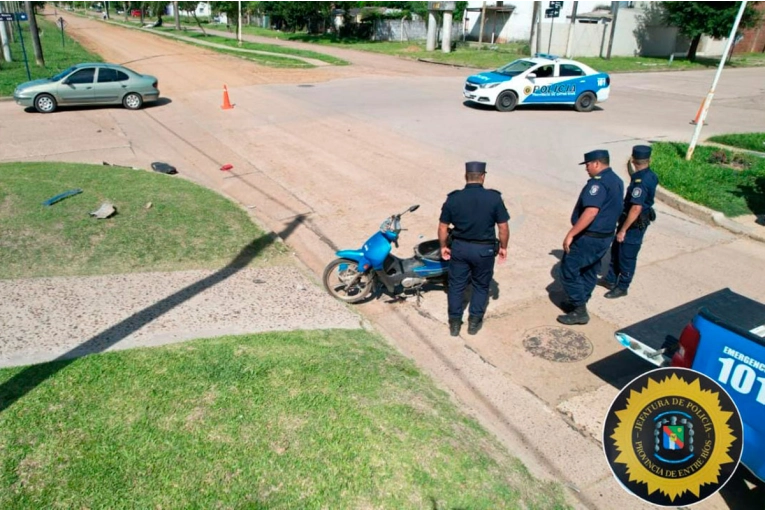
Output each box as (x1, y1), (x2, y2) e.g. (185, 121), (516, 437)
(237, 26), (765, 72)
(84, 13), (348, 68)
(652, 142), (765, 217)
(0, 16), (103, 97)
(708, 132), (765, 153)
(0, 162), (285, 279)
(156, 28), (349, 66)
(0, 329), (569, 509)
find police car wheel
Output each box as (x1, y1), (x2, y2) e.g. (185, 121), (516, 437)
(574, 91), (596, 112)
(495, 91), (518, 112)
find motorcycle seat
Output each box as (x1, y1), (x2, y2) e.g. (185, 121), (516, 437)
(415, 239), (442, 261)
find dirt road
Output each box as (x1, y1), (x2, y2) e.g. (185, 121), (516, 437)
(3, 11), (764, 509)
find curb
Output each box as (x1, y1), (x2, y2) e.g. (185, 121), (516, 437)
(655, 185), (765, 244)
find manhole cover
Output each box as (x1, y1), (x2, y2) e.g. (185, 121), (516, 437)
(522, 327), (593, 363)
(297, 84), (314, 88)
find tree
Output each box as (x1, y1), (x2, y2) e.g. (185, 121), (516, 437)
(25, 0), (44, 66)
(661, 1), (761, 61)
(178, 1), (206, 34)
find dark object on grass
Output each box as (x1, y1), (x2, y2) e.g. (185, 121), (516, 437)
(151, 162), (177, 175)
(42, 189), (83, 207)
(90, 202), (116, 219)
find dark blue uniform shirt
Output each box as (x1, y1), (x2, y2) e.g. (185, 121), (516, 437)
(622, 167), (659, 244)
(440, 184), (510, 241)
(570, 167), (624, 234)
(624, 167), (658, 213)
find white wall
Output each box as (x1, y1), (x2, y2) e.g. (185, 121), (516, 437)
(464, 1), (731, 57)
(465, 1), (607, 42)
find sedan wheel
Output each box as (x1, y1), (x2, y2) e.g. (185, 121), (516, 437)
(34, 94), (57, 113)
(123, 92), (143, 110)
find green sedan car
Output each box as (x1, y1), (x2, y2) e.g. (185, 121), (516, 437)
(13, 62), (160, 113)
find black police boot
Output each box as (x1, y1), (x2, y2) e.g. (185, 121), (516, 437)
(560, 299), (576, 313)
(449, 319), (462, 337)
(467, 316), (483, 335)
(596, 278), (615, 290)
(557, 305), (590, 325)
(604, 287), (628, 299)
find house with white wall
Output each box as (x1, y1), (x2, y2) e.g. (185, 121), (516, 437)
(463, 1), (728, 57)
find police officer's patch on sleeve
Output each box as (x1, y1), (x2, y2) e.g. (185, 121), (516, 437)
(589, 184), (600, 196)
(632, 188), (642, 198)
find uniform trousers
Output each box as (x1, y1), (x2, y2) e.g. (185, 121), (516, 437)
(447, 240), (496, 319)
(605, 229), (645, 290)
(560, 235), (612, 307)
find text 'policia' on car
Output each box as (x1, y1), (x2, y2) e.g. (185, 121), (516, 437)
(463, 53), (610, 113)
(13, 63), (160, 114)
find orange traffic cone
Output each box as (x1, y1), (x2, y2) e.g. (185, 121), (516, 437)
(221, 85), (234, 110)
(690, 97), (707, 125)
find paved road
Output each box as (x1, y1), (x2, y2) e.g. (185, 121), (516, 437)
(2, 12), (764, 509)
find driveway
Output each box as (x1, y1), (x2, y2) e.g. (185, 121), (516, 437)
(2, 11), (764, 509)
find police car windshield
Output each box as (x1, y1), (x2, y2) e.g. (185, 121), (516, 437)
(494, 59), (536, 77)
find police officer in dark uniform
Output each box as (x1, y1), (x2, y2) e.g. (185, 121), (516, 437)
(558, 150), (624, 325)
(599, 145), (659, 299)
(438, 161), (510, 336)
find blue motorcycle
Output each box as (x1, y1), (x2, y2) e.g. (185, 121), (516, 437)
(322, 205), (449, 303)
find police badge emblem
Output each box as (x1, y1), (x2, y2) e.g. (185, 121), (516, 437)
(603, 367), (743, 507)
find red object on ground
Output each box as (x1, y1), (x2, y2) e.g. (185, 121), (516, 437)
(220, 164), (233, 171)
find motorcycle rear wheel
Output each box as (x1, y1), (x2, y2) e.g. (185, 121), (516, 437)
(322, 258), (376, 303)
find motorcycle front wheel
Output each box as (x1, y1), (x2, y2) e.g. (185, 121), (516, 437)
(322, 258), (376, 303)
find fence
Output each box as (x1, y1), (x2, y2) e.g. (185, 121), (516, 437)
(371, 19), (462, 43)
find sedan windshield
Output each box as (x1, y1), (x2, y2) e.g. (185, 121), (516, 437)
(50, 66), (78, 81)
(494, 59), (536, 77)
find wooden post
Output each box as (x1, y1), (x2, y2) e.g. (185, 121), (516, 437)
(478, 1), (486, 48)
(606, 1), (619, 60)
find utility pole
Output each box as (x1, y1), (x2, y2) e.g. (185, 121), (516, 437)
(0, 8), (11, 61)
(478, 2), (486, 49)
(606, 0), (619, 60)
(529, 1), (539, 55)
(686, 1), (748, 160)
(237, 0), (242, 46)
(174, 1), (180, 30)
(24, 0), (43, 66)
(565, 1), (578, 58)
(535, 1), (542, 55)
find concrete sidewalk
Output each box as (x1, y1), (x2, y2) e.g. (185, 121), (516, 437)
(0, 265), (362, 369)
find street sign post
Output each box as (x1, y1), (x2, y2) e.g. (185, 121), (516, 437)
(545, 1), (562, 54)
(57, 17), (67, 48)
(12, 8), (31, 81)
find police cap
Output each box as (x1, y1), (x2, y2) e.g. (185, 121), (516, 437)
(465, 161), (487, 174)
(632, 145), (652, 159)
(579, 149), (610, 165)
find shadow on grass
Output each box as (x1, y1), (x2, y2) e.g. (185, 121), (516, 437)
(0, 215), (306, 415)
(733, 175), (765, 217)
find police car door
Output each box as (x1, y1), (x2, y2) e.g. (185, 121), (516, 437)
(521, 63), (558, 105)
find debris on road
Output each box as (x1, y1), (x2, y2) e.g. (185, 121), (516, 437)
(42, 189), (83, 207)
(220, 163), (233, 171)
(151, 162), (178, 175)
(90, 202), (116, 219)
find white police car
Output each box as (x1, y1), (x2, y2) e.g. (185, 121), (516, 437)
(463, 54), (610, 112)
